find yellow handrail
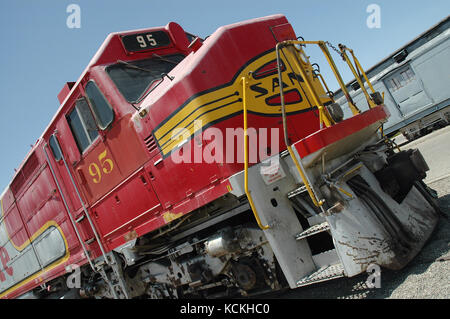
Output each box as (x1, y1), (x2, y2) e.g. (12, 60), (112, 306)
(281, 45), (333, 128)
(286, 145), (325, 208)
(339, 45), (377, 109)
(348, 49), (376, 94)
(280, 40), (361, 116)
(275, 44), (325, 209)
(316, 41), (361, 115)
(314, 71), (334, 102)
(241, 77), (270, 230)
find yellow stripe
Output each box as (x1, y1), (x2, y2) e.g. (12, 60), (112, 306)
(161, 98), (242, 155)
(153, 54), (272, 139)
(156, 90), (238, 146)
(153, 52), (276, 141)
(154, 50), (321, 156)
(242, 76), (270, 230)
(1, 196), (71, 298)
(154, 87), (238, 141)
(0, 221), (70, 298)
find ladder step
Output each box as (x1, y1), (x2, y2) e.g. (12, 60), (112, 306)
(287, 185), (307, 199)
(295, 222), (330, 240)
(85, 238), (96, 245)
(296, 263), (345, 287)
(280, 150), (289, 158)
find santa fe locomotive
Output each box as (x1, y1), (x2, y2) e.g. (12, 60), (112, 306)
(0, 15), (440, 299)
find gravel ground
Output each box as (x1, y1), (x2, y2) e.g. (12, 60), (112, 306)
(382, 180), (450, 300)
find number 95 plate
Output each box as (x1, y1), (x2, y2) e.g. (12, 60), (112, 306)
(121, 31), (171, 52)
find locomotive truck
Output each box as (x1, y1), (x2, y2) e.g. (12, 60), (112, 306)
(0, 14), (440, 299)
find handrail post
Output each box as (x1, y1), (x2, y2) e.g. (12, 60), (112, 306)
(349, 49), (376, 94)
(43, 144), (96, 271)
(279, 43), (333, 128)
(339, 44), (376, 109)
(316, 41), (361, 115)
(51, 133), (110, 266)
(241, 76), (271, 230)
(275, 44), (326, 210)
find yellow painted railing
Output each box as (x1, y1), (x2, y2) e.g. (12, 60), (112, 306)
(241, 77), (271, 230)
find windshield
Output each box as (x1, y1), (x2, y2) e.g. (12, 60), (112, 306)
(106, 54), (185, 103)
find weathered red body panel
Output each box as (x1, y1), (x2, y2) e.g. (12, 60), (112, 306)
(0, 144), (87, 298)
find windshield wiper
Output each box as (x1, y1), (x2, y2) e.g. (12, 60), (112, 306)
(151, 53), (179, 65)
(116, 60), (154, 73)
(116, 58), (176, 110)
(132, 72), (176, 108)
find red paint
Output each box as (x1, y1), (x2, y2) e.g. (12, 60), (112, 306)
(293, 105), (389, 158)
(0, 247), (13, 281)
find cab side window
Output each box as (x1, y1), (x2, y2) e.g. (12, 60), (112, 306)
(67, 98), (99, 153)
(85, 81), (114, 130)
(49, 135), (62, 161)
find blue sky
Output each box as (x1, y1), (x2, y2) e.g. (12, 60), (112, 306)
(0, 0), (449, 189)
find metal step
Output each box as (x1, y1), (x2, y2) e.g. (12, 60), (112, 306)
(296, 263), (345, 287)
(75, 214), (85, 223)
(85, 238), (95, 245)
(287, 185), (307, 199)
(295, 222), (330, 240)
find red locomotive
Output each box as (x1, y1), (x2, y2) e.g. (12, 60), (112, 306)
(0, 15), (439, 299)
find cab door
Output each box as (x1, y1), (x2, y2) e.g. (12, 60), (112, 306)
(65, 81), (161, 249)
